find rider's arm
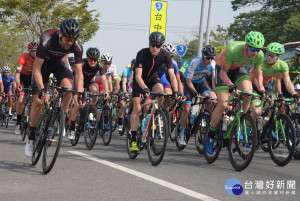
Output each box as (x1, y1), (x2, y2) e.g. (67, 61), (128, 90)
(75, 63), (84, 93)
(177, 76), (184, 94)
(15, 72), (20, 88)
(186, 78), (197, 94)
(100, 74), (109, 94)
(167, 68), (178, 92)
(283, 76), (296, 95)
(108, 77), (113, 92)
(135, 67), (148, 89)
(113, 78), (120, 91)
(276, 73), (283, 95)
(220, 66), (234, 86)
(33, 57), (45, 91)
(122, 76), (128, 93)
(253, 67), (264, 91)
(0, 80), (3, 92)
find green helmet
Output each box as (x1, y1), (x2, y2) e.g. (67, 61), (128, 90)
(266, 42), (285, 55)
(245, 31), (265, 48)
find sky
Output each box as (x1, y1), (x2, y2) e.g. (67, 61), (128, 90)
(83, 0), (261, 73)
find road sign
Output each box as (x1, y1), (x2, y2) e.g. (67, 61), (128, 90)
(176, 45), (187, 57)
(180, 59), (190, 73)
(150, 0), (168, 37)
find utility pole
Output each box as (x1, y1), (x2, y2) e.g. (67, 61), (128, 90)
(197, 0), (206, 56)
(205, 0), (212, 45)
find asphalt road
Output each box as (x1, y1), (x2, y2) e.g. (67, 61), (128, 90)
(0, 121), (299, 201)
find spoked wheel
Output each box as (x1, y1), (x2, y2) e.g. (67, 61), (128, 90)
(169, 107), (181, 142)
(175, 119), (190, 150)
(70, 110), (85, 146)
(195, 110), (211, 154)
(21, 122), (30, 141)
(5, 114), (9, 128)
(32, 109), (48, 166)
(42, 108), (64, 174)
(147, 109), (168, 166)
(204, 122), (223, 164)
(99, 106), (113, 146)
(111, 106), (118, 132)
(268, 114), (295, 167)
(84, 106), (98, 150)
(228, 113), (257, 171)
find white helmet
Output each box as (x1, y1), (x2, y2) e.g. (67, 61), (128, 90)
(163, 44), (177, 55)
(101, 53), (113, 62)
(2, 66), (10, 72)
(295, 46), (300, 55)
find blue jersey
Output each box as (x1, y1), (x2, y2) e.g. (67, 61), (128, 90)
(184, 57), (216, 84)
(1, 74), (14, 89)
(122, 66), (132, 79)
(157, 58), (180, 78)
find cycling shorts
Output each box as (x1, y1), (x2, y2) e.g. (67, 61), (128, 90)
(184, 79), (211, 104)
(132, 72), (162, 98)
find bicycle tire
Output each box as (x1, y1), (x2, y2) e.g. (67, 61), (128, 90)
(42, 107), (64, 174)
(228, 113), (257, 171)
(5, 114), (9, 128)
(84, 106), (98, 150)
(195, 110), (211, 154)
(32, 109), (48, 166)
(99, 106), (113, 146)
(111, 106), (118, 132)
(268, 113), (295, 167)
(147, 109), (168, 166)
(204, 122), (223, 164)
(70, 109), (85, 146)
(126, 127), (139, 159)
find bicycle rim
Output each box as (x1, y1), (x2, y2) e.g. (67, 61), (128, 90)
(84, 106), (98, 150)
(100, 106), (113, 146)
(195, 110), (211, 154)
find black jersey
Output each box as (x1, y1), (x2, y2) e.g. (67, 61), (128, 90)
(135, 48), (173, 80)
(37, 29), (83, 64)
(82, 59), (105, 82)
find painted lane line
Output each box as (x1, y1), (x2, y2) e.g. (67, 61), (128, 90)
(69, 151), (219, 201)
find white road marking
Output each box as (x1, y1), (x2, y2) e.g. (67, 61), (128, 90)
(69, 151), (219, 201)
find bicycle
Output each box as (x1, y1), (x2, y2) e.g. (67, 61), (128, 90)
(19, 88), (33, 141)
(126, 92), (169, 166)
(204, 90), (258, 171)
(0, 93), (14, 128)
(31, 85), (73, 174)
(118, 95), (132, 136)
(109, 93), (119, 132)
(70, 90), (99, 149)
(167, 98), (182, 142)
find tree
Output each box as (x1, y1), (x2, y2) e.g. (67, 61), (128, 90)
(228, 0), (300, 44)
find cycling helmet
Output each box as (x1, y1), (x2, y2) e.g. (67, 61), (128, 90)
(149, 31), (165, 44)
(86, 47), (100, 59)
(101, 53), (113, 62)
(2, 66), (10, 72)
(60, 18), (81, 39)
(202, 45), (216, 57)
(131, 59), (136, 64)
(68, 57), (75, 68)
(295, 46), (300, 55)
(245, 31), (265, 48)
(175, 59), (182, 67)
(28, 41), (38, 50)
(163, 44), (177, 54)
(266, 42), (285, 55)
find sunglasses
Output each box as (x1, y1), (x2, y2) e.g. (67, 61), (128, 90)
(104, 62), (111, 65)
(249, 46), (261, 52)
(205, 56), (214, 60)
(63, 36), (76, 43)
(266, 51), (278, 58)
(150, 43), (162, 48)
(88, 58), (98, 62)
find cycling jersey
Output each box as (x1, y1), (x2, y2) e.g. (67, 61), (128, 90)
(95, 64), (119, 92)
(184, 57), (216, 84)
(122, 66), (132, 80)
(37, 28), (83, 64)
(216, 41), (264, 70)
(82, 59), (105, 82)
(1, 74), (14, 94)
(121, 66), (133, 93)
(158, 58), (180, 88)
(283, 57), (300, 84)
(16, 53), (34, 76)
(249, 59), (289, 85)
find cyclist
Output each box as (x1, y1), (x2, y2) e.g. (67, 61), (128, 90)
(206, 31), (265, 154)
(250, 42), (298, 119)
(178, 45), (217, 145)
(276, 46), (300, 98)
(118, 59), (135, 132)
(1, 66), (15, 117)
(14, 42), (38, 135)
(129, 31), (180, 152)
(25, 18), (84, 157)
(68, 47), (109, 140)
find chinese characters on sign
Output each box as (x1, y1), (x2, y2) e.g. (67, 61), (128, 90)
(150, 0), (167, 37)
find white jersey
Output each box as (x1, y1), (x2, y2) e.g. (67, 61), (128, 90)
(95, 64), (119, 84)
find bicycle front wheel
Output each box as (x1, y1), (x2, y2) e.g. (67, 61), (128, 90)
(147, 109), (168, 166)
(42, 108), (64, 174)
(84, 106), (98, 150)
(99, 106), (113, 146)
(195, 110), (211, 154)
(268, 113), (295, 166)
(228, 113), (257, 171)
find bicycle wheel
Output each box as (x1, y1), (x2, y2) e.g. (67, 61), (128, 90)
(268, 113), (295, 166)
(84, 106), (98, 150)
(204, 122), (223, 164)
(99, 106), (113, 146)
(111, 106), (118, 132)
(42, 107), (64, 174)
(228, 113), (257, 171)
(195, 110), (211, 154)
(5, 114), (9, 128)
(147, 109), (168, 166)
(70, 109), (85, 146)
(174, 120), (190, 150)
(126, 127), (139, 159)
(32, 109), (48, 166)
(169, 108), (177, 142)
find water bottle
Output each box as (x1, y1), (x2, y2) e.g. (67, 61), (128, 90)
(222, 113), (229, 131)
(190, 114), (195, 125)
(263, 117), (269, 125)
(126, 107), (131, 123)
(142, 114), (150, 133)
(257, 116), (263, 131)
(24, 105), (28, 117)
(229, 116), (234, 125)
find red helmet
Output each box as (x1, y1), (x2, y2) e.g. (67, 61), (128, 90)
(28, 41), (38, 50)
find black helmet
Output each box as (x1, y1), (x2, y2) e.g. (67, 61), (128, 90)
(175, 59), (182, 67)
(149, 31), (165, 44)
(86, 47), (100, 59)
(28, 41), (38, 50)
(202, 45), (216, 57)
(60, 18), (81, 38)
(131, 59), (136, 64)
(68, 57), (75, 68)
